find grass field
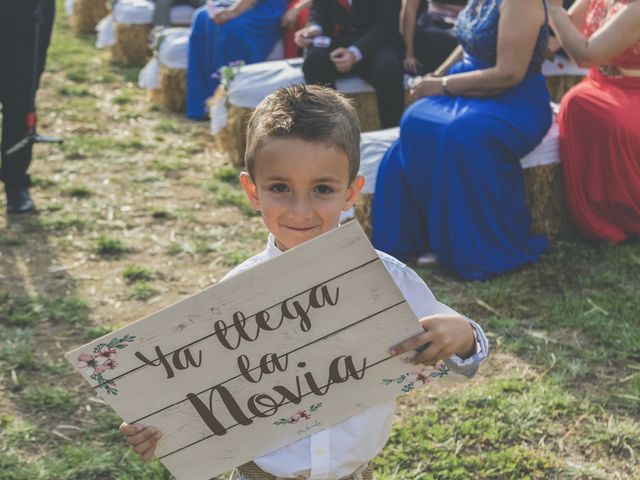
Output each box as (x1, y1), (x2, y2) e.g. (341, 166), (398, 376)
(0, 2), (638, 479)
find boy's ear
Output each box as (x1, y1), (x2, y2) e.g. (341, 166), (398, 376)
(343, 175), (365, 211)
(240, 172), (261, 211)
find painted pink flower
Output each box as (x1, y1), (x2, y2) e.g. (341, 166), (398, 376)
(297, 410), (311, 420)
(96, 347), (117, 359)
(104, 358), (118, 370)
(407, 370), (432, 386)
(77, 353), (97, 370)
(288, 414), (301, 424)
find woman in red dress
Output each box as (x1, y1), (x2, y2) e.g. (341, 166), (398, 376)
(548, 0), (640, 242)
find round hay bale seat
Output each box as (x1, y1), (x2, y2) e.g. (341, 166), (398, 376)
(354, 123), (569, 239)
(71, 0), (109, 35)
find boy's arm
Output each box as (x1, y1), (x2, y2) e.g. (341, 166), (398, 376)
(386, 262), (489, 379)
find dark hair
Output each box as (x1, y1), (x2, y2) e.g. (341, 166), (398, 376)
(245, 84), (361, 182)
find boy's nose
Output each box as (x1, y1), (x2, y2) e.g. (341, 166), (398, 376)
(289, 194), (314, 219)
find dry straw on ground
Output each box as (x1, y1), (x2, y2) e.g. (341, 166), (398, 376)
(71, 0), (109, 35)
(111, 23), (152, 66)
(356, 163), (569, 240)
(546, 75), (584, 103)
(151, 65), (186, 112)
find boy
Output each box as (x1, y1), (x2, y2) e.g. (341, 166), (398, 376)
(120, 85), (488, 479)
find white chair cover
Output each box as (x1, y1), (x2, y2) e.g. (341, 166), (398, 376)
(113, 0), (155, 25)
(95, 14), (115, 49)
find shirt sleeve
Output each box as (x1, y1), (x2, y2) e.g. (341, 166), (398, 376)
(384, 258), (489, 379)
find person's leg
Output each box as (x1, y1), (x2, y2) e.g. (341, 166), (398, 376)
(1, 0), (55, 213)
(355, 44), (404, 128)
(302, 45), (339, 88)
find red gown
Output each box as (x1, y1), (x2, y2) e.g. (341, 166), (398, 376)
(558, 0), (640, 242)
(282, 0), (309, 58)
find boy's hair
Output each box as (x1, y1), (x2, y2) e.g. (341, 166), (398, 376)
(245, 85), (361, 182)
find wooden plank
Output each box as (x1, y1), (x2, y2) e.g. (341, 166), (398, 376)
(66, 222), (457, 479)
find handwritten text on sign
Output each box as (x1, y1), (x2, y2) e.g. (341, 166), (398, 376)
(66, 222), (452, 480)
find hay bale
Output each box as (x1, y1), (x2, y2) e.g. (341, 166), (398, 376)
(71, 0), (109, 34)
(523, 162), (570, 236)
(545, 75), (584, 103)
(346, 92), (381, 132)
(111, 23), (152, 66)
(355, 193), (374, 239)
(355, 164), (568, 241)
(210, 86), (253, 169)
(151, 64), (186, 112)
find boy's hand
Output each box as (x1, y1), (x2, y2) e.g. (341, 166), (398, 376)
(390, 314), (476, 365)
(119, 422), (162, 461)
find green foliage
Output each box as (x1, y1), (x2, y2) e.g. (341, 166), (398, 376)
(149, 158), (185, 174)
(209, 183), (259, 217)
(40, 445), (173, 480)
(122, 265), (154, 283)
(223, 250), (252, 267)
(95, 236), (130, 257)
(0, 329), (37, 370)
(129, 282), (159, 301)
(0, 294), (89, 327)
(0, 417), (43, 449)
(213, 165), (240, 184)
(22, 386), (78, 414)
(83, 324), (117, 340)
(0, 452), (38, 480)
(63, 183), (93, 198)
(41, 214), (88, 231)
(375, 377), (574, 479)
(0, 234), (21, 247)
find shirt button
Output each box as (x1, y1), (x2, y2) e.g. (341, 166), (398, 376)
(314, 447), (325, 456)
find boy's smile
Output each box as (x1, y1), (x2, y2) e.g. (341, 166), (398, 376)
(240, 138), (364, 252)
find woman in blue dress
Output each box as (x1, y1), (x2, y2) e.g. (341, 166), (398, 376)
(372, 0), (552, 280)
(187, 0), (287, 119)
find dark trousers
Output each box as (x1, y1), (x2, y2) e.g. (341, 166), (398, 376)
(303, 37), (405, 129)
(0, 0), (55, 188)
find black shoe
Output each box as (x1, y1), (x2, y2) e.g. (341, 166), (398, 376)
(6, 186), (35, 214)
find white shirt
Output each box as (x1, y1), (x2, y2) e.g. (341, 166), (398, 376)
(222, 234), (488, 480)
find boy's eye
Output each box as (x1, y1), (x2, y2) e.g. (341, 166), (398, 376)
(269, 183), (289, 193)
(315, 185), (335, 194)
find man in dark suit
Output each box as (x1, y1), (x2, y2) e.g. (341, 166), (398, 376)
(295, 0), (404, 128)
(0, 0), (55, 214)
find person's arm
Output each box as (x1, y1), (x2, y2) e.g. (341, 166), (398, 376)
(548, 0), (640, 67)
(412, 0), (546, 98)
(432, 44), (464, 76)
(401, 0), (422, 73)
(213, 0), (257, 24)
(282, 0), (312, 28)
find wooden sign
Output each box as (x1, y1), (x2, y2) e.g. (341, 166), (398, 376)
(66, 222), (457, 479)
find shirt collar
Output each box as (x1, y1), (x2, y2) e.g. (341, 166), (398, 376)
(266, 233), (284, 258)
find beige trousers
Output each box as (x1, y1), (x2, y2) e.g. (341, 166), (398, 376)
(230, 462), (374, 480)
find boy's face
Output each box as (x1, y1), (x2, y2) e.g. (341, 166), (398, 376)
(240, 138), (364, 252)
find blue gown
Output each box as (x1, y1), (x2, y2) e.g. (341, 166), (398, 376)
(372, 0), (552, 280)
(186, 0), (287, 119)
